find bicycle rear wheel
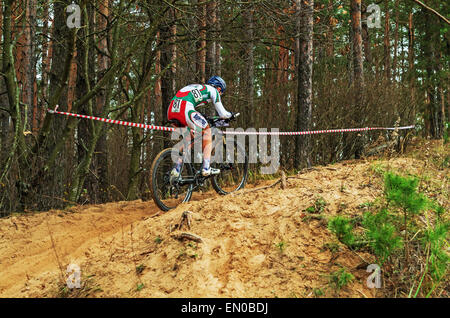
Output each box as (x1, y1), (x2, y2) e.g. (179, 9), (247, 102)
(211, 140), (248, 195)
(150, 148), (194, 211)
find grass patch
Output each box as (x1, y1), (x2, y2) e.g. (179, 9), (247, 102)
(275, 241), (287, 254)
(55, 274), (100, 298)
(327, 268), (354, 292)
(321, 242), (341, 254)
(305, 196), (327, 214)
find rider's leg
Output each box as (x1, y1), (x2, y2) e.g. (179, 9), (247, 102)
(201, 126), (220, 176)
(173, 129), (194, 173)
(183, 107), (219, 176)
(168, 100), (194, 177)
(202, 126), (212, 170)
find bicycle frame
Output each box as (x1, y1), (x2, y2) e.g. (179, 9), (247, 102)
(171, 114), (235, 190)
(174, 131), (224, 190)
(150, 112), (245, 211)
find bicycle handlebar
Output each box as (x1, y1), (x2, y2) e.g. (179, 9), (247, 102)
(205, 112), (240, 127)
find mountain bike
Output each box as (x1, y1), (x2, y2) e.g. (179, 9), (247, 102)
(150, 113), (248, 211)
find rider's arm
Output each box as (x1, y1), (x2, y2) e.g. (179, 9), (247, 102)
(214, 101), (232, 119)
(210, 87), (232, 119)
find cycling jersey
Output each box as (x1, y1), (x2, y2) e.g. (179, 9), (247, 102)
(167, 84), (232, 133)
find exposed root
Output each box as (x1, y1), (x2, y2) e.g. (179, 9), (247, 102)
(171, 232), (203, 243)
(169, 211), (193, 232)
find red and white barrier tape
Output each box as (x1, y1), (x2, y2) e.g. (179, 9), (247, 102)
(222, 126), (415, 136)
(48, 107), (176, 132)
(47, 107), (415, 136)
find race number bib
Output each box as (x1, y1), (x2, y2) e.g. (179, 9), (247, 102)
(172, 99), (182, 113)
(191, 89), (203, 103)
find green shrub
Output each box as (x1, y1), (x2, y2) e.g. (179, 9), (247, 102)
(327, 171), (448, 297)
(422, 221), (449, 283)
(327, 216), (355, 247)
(384, 172), (427, 215)
(384, 172), (428, 264)
(362, 209), (403, 265)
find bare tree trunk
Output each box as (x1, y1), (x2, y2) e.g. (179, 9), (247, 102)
(384, 0), (391, 81)
(96, 0), (110, 113)
(67, 52), (77, 112)
(351, 0), (365, 159)
(361, 1), (372, 65)
(348, 21), (354, 86)
(295, 0), (313, 169)
(352, 0), (364, 89)
(154, 30), (163, 154)
(13, 1), (26, 110)
(326, 0), (335, 58)
(96, 0), (110, 202)
(45, 0), (76, 135)
(1, 0), (29, 211)
(295, 0), (300, 76)
(215, 2), (221, 77)
(408, 12), (416, 120)
(71, 2), (96, 203)
(294, 0), (301, 170)
(435, 46), (444, 138)
(392, 0), (400, 80)
(40, 8), (52, 129)
(26, 0), (37, 132)
(423, 6), (440, 138)
(0, 1), (2, 56)
(206, 0), (216, 78)
(159, 10), (177, 149)
(0, 1), (9, 167)
(243, 4), (254, 126)
(170, 8), (177, 88)
(196, 0), (206, 83)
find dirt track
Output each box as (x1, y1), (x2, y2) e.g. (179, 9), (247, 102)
(0, 146), (447, 298)
(0, 200), (155, 297)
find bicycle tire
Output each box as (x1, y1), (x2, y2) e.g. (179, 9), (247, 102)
(150, 148), (194, 211)
(211, 140), (248, 195)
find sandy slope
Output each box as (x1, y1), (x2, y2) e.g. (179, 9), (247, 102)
(0, 144), (447, 298)
(0, 200), (154, 296)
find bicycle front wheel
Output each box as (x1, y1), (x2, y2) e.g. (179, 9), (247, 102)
(150, 148), (194, 211)
(211, 140), (248, 195)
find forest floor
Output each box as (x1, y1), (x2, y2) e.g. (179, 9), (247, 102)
(0, 137), (448, 298)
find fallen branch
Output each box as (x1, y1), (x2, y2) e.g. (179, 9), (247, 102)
(171, 232), (203, 243)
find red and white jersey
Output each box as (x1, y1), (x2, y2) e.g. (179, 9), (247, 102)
(172, 84), (232, 119)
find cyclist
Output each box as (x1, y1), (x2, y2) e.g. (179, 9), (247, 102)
(167, 76), (234, 177)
